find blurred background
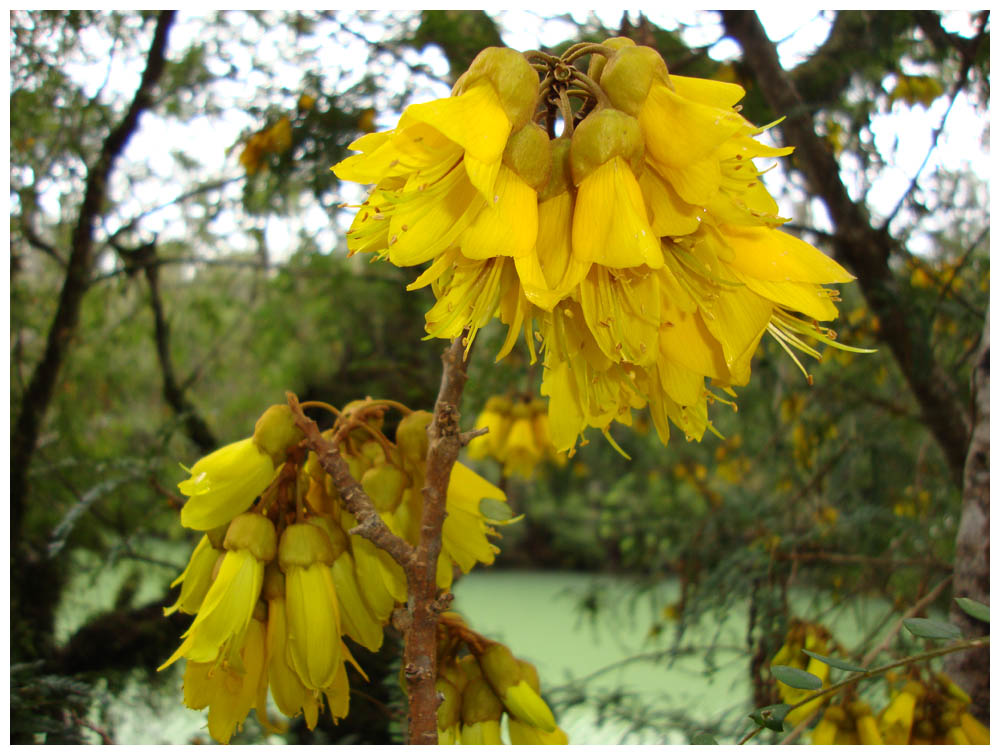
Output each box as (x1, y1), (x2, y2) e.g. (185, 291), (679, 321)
(9, 9), (990, 745)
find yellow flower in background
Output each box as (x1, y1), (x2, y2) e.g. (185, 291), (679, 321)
(334, 41), (866, 454)
(468, 396), (566, 478)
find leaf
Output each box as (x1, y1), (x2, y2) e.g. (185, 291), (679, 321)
(479, 498), (523, 524)
(802, 649), (867, 673)
(955, 597), (990, 624)
(690, 732), (718, 745)
(771, 665), (823, 690)
(903, 617), (963, 640)
(749, 703), (792, 732)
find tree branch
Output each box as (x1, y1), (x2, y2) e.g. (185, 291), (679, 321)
(11, 10), (177, 545)
(139, 242), (218, 454)
(720, 10), (972, 487)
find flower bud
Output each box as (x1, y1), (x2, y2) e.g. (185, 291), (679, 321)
(459, 47), (539, 129)
(461, 676), (504, 725)
(599, 45), (670, 116)
(537, 138), (573, 203)
(480, 644), (557, 732)
(278, 521), (336, 570)
(586, 36), (636, 84)
(361, 462), (408, 513)
(570, 108), (645, 184)
(396, 410), (432, 463)
(503, 122), (551, 190)
(223, 512), (277, 562)
(253, 405), (304, 465)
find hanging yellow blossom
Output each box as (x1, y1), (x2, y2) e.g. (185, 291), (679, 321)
(161, 399), (514, 743)
(333, 40), (870, 453)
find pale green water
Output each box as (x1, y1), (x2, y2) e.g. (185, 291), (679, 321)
(55, 550), (894, 745)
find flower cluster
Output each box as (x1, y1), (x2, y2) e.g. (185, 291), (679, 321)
(468, 396), (565, 479)
(159, 401), (509, 743)
(771, 621), (989, 745)
(434, 612), (567, 745)
(334, 41), (864, 452)
(240, 116), (293, 176)
(811, 671), (989, 746)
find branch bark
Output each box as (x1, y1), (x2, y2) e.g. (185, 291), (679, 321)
(945, 311), (989, 722)
(404, 334), (472, 744)
(10, 11), (177, 544)
(720, 10), (971, 487)
(140, 242), (217, 454)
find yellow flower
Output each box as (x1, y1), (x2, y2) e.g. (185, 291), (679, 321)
(442, 462), (504, 573)
(159, 513), (275, 670)
(163, 534), (223, 616)
(278, 521), (343, 690)
(333, 42), (864, 453)
(262, 564), (320, 729)
(468, 396), (513, 461)
(178, 438), (277, 531)
(508, 718), (570, 745)
(182, 614), (270, 744)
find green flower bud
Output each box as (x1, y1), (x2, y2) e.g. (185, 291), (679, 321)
(436, 677), (462, 730)
(278, 521), (336, 570)
(461, 677), (504, 725)
(537, 138), (573, 203)
(396, 410), (433, 464)
(262, 561), (285, 601)
(598, 45), (669, 116)
(503, 122), (551, 190)
(223, 512), (277, 562)
(361, 463), (409, 513)
(570, 108), (645, 185)
(304, 516), (348, 562)
(460, 47), (539, 129)
(586, 36), (636, 84)
(253, 405), (304, 465)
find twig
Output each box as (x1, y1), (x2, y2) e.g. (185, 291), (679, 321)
(739, 634), (989, 744)
(861, 574), (952, 667)
(286, 392), (415, 567)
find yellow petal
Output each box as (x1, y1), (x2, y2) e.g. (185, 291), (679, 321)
(658, 310), (730, 382)
(285, 565), (342, 690)
(331, 553), (384, 653)
(670, 75), (746, 109)
(572, 158), (662, 269)
(639, 162), (702, 237)
(724, 226), (854, 283)
(460, 165), (537, 260)
(640, 82), (744, 168)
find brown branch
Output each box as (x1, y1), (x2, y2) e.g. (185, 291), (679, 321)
(140, 242), (217, 454)
(861, 575), (953, 667)
(720, 10), (972, 487)
(286, 392), (415, 567)
(10, 10), (177, 545)
(404, 334), (473, 744)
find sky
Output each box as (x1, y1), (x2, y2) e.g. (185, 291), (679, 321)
(40, 9), (992, 265)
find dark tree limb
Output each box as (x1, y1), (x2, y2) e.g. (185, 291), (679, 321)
(10, 11), (177, 544)
(720, 10), (972, 487)
(945, 311), (989, 722)
(139, 241), (217, 454)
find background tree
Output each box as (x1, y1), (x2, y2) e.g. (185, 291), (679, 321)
(9, 9), (989, 744)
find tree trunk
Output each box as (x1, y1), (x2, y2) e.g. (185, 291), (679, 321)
(945, 313), (989, 721)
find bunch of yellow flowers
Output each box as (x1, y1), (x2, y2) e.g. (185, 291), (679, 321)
(811, 672), (989, 745)
(159, 401), (509, 743)
(239, 116), (293, 176)
(334, 40), (864, 453)
(467, 396), (565, 479)
(434, 612), (568, 745)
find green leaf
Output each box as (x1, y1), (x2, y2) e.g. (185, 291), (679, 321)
(771, 665), (823, 690)
(749, 703), (792, 732)
(479, 498), (515, 522)
(955, 597), (990, 624)
(801, 649), (867, 673)
(903, 617), (963, 640)
(690, 732), (718, 745)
